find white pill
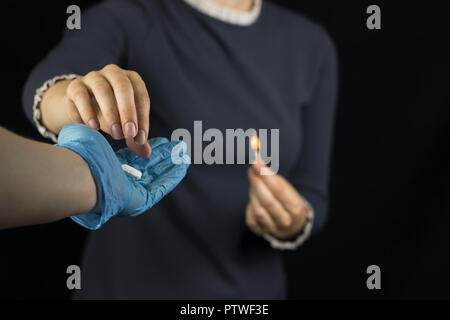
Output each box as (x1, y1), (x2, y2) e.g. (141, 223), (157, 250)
(121, 164), (142, 179)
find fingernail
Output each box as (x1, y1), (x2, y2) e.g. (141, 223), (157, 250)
(88, 119), (99, 130)
(111, 123), (123, 139)
(252, 163), (265, 175)
(253, 162), (263, 169)
(134, 130), (146, 145)
(124, 122), (137, 138)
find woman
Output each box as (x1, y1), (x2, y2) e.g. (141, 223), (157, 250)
(22, 0), (337, 299)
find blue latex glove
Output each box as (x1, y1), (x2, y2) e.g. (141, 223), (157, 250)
(56, 123), (190, 230)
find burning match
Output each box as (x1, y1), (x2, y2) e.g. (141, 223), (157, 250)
(250, 134), (260, 163)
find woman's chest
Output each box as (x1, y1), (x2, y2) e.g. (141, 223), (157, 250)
(131, 34), (307, 176)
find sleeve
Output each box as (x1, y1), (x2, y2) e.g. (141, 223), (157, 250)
(263, 196), (315, 250)
(21, 1), (129, 141)
(289, 28), (338, 236)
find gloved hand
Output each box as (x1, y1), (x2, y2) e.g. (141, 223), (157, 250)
(56, 123), (190, 230)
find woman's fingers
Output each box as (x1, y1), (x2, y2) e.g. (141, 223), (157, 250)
(66, 78), (99, 129)
(249, 188), (278, 234)
(248, 168), (292, 229)
(82, 71), (122, 138)
(65, 99), (83, 124)
(126, 70), (150, 146)
(245, 203), (264, 236)
(252, 163), (306, 218)
(125, 138), (152, 159)
(124, 70), (152, 158)
(101, 64), (138, 139)
(246, 165), (309, 240)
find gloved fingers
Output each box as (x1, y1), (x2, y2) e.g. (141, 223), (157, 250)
(147, 161), (190, 205)
(147, 146), (183, 175)
(119, 159), (189, 217)
(116, 147), (139, 164)
(140, 154), (175, 184)
(116, 183), (148, 217)
(137, 140), (188, 183)
(115, 137), (170, 168)
(135, 137), (172, 169)
(148, 137), (170, 150)
(145, 140), (189, 169)
(122, 138), (184, 171)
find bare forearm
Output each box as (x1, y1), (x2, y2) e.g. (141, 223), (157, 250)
(0, 127), (96, 229)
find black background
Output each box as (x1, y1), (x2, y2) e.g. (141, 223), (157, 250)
(1, 0), (449, 299)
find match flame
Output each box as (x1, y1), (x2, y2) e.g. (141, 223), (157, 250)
(250, 134), (260, 150)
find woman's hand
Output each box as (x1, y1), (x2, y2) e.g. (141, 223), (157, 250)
(246, 163), (308, 240)
(41, 64), (151, 158)
(65, 64), (151, 158)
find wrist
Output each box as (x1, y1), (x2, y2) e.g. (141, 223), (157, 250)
(40, 79), (76, 134)
(263, 199), (314, 250)
(272, 200), (309, 240)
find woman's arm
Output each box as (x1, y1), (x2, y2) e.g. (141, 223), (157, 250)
(245, 28), (338, 248)
(22, 2), (151, 157)
(287, 28), (338, 235)
(0, 127), (96, 229)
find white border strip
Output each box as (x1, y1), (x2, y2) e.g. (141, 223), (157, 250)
(183, 0), (262, 26)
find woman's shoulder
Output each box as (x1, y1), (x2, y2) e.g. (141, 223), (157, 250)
(93, 0), (162, 25)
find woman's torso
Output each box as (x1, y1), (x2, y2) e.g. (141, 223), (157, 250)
(76, 0), (318, 299)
